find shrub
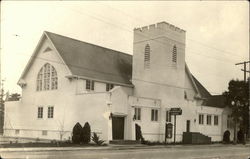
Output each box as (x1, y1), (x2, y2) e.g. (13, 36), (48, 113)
(135, 124), (142, 141)
(223, 130), (230, 144)
(82, 122), (91, 144)
(92, 132), (104, 145)
(72, 122), (82, 144)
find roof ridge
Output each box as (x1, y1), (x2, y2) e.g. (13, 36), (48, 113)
(191, 74), (211, 97)
(44, 31), (132, 57)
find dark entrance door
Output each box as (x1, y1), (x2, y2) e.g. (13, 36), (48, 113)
(112, 116), (124, 140)
(186, 120), (190, 132)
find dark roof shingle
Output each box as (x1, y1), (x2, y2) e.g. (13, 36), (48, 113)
(45, 31), (133, 85)
(45, 31), (225, 108)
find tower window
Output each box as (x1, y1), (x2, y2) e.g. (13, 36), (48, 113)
(144, 44), (150, 69)
(172, 45), (177, 63)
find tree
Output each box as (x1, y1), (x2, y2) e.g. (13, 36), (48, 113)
(6, 93), (20, 101)
(72, 122), (82, 144)
(82, 122), (91, 144)
(223, 79), (249, 143)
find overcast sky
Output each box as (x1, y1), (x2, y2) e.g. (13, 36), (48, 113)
(1, 1), (249, 95)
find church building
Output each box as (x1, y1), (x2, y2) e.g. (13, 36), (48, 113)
(4, 22), (233, 143)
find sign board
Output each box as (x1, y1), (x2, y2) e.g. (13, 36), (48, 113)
(165, 123), (173, 139)
(170, 107), (182, 115)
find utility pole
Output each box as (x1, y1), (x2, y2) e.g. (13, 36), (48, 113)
(235, 61), (250, 82)
(235, 60), (250, 141)
(0, 80), (4, 135)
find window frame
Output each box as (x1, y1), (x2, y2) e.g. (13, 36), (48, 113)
(172, 45), (177, 63)
(151, 109), (158, 122)
(144, 44), (150, 69)
(42, 130), (48, 136)
(106, 83), (114, 91)
(207, 114), (212, 125)
(199, 114), (204, 125)
(214, 115), (219, 126)
(15, 129), (20, 135)
(86, 80), (95, 91)
(134, 107), (141, 121)
(36, 63), (58, 91)
(37, 106), (43, 119)
(47, 106), (54, 119)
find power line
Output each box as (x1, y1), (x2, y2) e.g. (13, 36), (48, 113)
(62, 6), (239, 65)
(235, 60), (250, 82)
(98, 3), (244, 59)
(2, 49), (222, 95)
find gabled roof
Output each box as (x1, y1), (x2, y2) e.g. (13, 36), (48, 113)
(19, 31), (224, 107)
(45, 31), (133, 85)
(190, 74), (226, 108)
(204, 95), (226, 108)
(191, 75), (211, 98)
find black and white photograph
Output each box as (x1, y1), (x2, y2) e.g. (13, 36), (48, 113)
(0, 1), (249, 159)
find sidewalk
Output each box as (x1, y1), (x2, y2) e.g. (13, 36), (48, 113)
(0, 142), (249, 153)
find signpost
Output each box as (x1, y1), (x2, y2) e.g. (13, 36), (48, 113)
(170, 107), (182, 144)
(165, 123), (173, 142)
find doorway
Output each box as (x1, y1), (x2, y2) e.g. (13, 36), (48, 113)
(112, 116), (125, 140)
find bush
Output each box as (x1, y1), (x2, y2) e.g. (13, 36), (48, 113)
(92, 132), (104, 145)
(223, 130), (230, 144)
(135, 124), (142, 141)
(72, 122), (82, 144)
(82, 122), (91, 144)
(237, 129), (244, 143)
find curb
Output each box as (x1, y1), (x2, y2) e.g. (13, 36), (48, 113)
(0, 143), (249, 153)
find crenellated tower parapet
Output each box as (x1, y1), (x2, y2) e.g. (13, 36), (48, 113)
(134, 21), (186, 44)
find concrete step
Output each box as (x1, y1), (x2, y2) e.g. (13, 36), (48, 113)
(109, 140), (141, 145)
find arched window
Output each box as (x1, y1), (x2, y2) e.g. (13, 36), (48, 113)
(172, 45), (177, 63)
(144, 44), (150, 68)
(36, 63), (58, 91)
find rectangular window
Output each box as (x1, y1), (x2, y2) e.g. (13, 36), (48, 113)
(38, 107), (43, 118)
(214, 115), (219, 126)
(42, 130), (48, 136)
(86, 80), (94, 90)
(86, 80), (91, 90)
(151, 109), (158, 121)
(207, 115), (211, 125)
(134, 107), (141, 120)
(106, 83), (114, 91)
(15, 129), (20, 135)
(199, 114), (204, 125)
(91, 81), (94, 90)
(48, 106), (54, 118)
(166, 110), (171, 122)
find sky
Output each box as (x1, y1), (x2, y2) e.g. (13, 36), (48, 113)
(0, 1), (249, 95)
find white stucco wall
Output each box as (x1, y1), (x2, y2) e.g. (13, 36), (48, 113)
(4, 37), (114, 141)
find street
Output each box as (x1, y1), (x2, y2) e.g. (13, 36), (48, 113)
(1, 145), (250, 159)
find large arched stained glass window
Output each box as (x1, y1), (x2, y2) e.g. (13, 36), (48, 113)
(36, 63), (58, 91)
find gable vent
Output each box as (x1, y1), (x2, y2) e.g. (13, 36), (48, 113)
(43, 47), (52, 53)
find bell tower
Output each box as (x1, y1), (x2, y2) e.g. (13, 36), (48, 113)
(132, 22), (186, 104)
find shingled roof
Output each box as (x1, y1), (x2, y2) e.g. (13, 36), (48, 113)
(191, 75), (226, 108)
(45, 31), (133, 86)
(20, 31), (223, 107)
